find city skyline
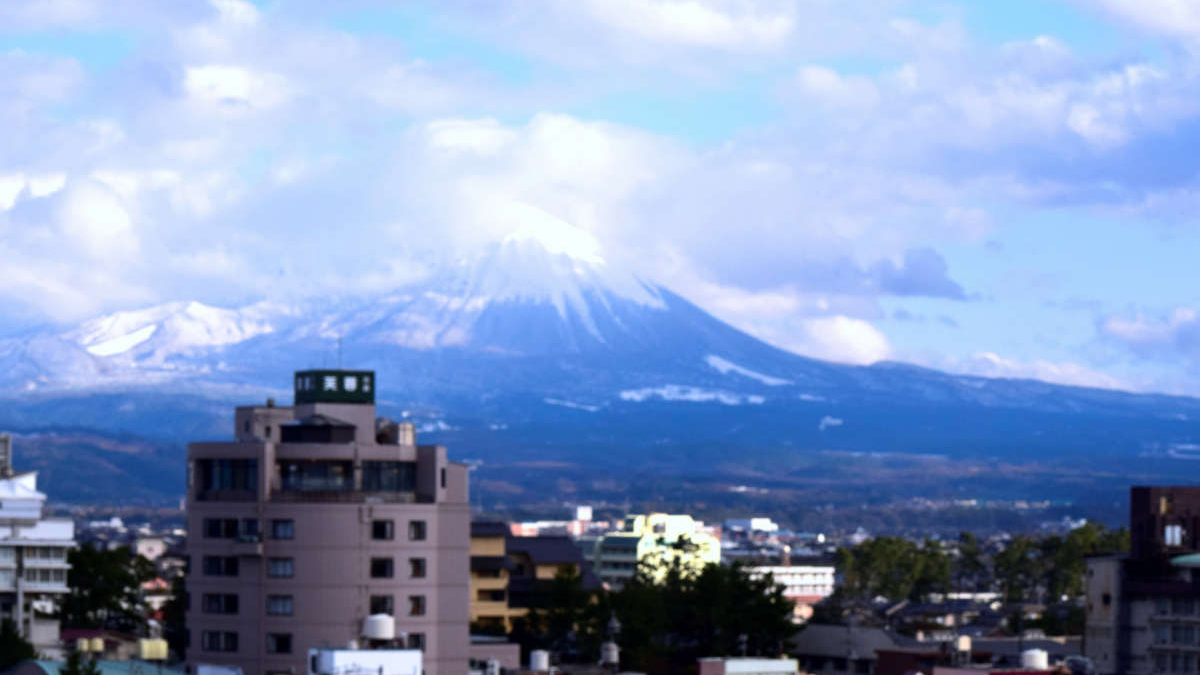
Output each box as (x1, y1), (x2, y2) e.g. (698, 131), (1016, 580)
(3, 1), (1200, 395)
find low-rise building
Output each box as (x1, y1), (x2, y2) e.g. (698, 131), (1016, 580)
(590, 513), (720, 589)
(748, 563), (836, 623)
(0, 433), (75, 659)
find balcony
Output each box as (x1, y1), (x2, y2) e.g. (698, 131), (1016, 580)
(230, 534), (264, 557)
(270, 490), (427, 504)
(195, 489), (258, 503)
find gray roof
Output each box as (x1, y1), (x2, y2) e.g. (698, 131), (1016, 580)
(790, 624), (899, 659)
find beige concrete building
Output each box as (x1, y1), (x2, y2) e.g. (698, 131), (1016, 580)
(469, 521), (517, 632)
(185, 369), (470, 675)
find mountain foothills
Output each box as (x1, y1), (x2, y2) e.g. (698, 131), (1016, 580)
(1, 233), (1198, 507)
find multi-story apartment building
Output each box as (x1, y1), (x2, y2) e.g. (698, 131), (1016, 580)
(747, 563), (836, 623)
(0, 434), (75, 658)
(469, 521), (517, 632)
(590, 513), (720, 589)
(186, 370), (470, 675)
(1086, 486), (1200, 675)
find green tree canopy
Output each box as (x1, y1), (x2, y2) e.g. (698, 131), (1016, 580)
(61, 544), (155, 633)
(0, 617), (38, 670)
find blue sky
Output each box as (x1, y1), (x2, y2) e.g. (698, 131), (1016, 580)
(3, 0), (1200, 394)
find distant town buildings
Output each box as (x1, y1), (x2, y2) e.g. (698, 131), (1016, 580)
(0, 433), (76, 658)
(747, 563), (835, 623)
(185, 369), (470, 675)
(1086, 485), (1200, 675)
(588, 513), (720, 589)
(468, 521), (600, 632)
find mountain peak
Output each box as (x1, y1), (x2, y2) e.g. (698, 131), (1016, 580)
(500, 217), (606, 267)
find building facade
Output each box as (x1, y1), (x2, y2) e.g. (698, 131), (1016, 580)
(185, 370), (470, 675)
(0, 434), (75, 658)
(747, 564), (836, 623)
(590, 513), (720, 589)
(1086, 486), (1200, 675)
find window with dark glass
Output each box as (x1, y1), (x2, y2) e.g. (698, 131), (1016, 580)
(278, 460), (353, 491)
(266, 595), (293, 616)
(370, 595), (393, 615)
(202, 593), (239, 614)
(202, 556), (239, 576)
(362, 461), (417, 492)
(266, 633), (292, 654)
(441, 468), (446, 489)
(407, 633), (424, 651)
(372, 520), (394, 540)
(197, 459), (257, 493)
(409, 558), (426, 578)
(268, 558), (294, 578)
(409, 595), (425, 616)
(408, 520), (426, 541)
(204, 519), (239, 538)
(201, 631), (238, 652)
(370, 558), (394, 578)
(271, 519), (294, 540)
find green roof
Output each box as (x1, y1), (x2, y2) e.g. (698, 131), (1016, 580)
(23, 660), (188, 675)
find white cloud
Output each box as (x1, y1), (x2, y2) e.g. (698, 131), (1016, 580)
(574, 0), (795, 50)
(183, 65), (292, 109)
(949, 352), (1128, 390)
(1078, 0), (1200, 39)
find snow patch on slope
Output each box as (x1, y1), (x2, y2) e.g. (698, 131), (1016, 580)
(544, 398), (602, 412)
(85, 324), (158, 356)
(619, 385), (765, 405)
(705, 354), (792, 386)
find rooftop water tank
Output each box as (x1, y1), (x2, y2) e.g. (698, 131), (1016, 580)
(530, 650), (550, 672)
(363, 614), (396, 641)
(1022, 649), (1049, 670)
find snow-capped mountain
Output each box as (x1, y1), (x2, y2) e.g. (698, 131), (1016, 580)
(2, 228), (1199, 474)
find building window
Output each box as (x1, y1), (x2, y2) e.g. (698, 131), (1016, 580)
(441, 468), (446, 489)
(268, 558), (294, 578)
(410, 558), (426, 578)
(409, 595), (425, 616)
(279, 460), (353, 492)
(370, 595), (393, 615)
(197, 459), (258, 493)
(204, 518), (238, 538)
(408, 520), (427, 541)
(372, 520), (394, 540)
(271, 519), (294, 540)
(1166, 524), (1184, 546)
(407, 633), (424, 651)
(370, 558), (394, 578)
(1155, 624), (1169, 644)
(266, 595), (293, 616)
(363, 462), (417, 492)
(202, 593), (239, 614)
(478, 589), (504, 602)
(266, 633), (292, 655)
(202, 556), (238, 577)
(201, 631), (238, 652)
(1157, 598), (1171, 615)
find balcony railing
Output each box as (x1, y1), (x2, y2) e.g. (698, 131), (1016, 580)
(269, 490), (430, 504)
(195, 489), (258, 502)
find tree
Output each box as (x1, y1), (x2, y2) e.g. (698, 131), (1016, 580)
(61, 544), (155, 633)
(954, 532), (987, 592)
(162, 574), (188, 660)
(610, 560), (796, 675)
(60, 649), (102, 675)
(0, 618), (37, 670)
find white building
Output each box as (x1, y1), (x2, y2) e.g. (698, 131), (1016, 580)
(748, 564), (836, 623)
(0, 434), (75, 658)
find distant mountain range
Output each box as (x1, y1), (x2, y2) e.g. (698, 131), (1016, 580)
(1, 231), (1198, 504)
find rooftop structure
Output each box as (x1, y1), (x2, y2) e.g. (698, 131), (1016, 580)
(185, 370), (469, 675)
(0, 433), (75, 659)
